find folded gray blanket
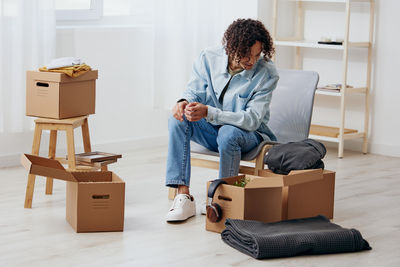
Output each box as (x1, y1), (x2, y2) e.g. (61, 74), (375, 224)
(221, 215), (371, 259)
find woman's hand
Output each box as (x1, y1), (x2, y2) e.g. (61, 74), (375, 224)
(172, 100), (188, 121)
(172, 100), (189, 121)
(184, 102), (208, 121)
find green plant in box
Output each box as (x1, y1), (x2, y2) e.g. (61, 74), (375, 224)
(233, 177), (250, 187)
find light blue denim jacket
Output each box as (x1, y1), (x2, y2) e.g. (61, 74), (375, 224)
(182, 46), (279, 141)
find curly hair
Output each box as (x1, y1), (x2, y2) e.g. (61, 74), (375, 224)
(222, 18), (274, 63)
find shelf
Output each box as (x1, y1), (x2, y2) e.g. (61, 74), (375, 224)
(275, 40), (343, 50)
(310, 132), (365, 142)
(349, 42), (371, 48)
(310, 124), (357, 138)
(309, 134), (340, 143)
(315, 90), (341, 96)
(275, 40), (370, 49)
(273, 0), (374, 157)
(309, 125), (365, 142)
(315, 87), (368, 96)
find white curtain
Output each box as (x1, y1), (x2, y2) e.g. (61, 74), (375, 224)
(0, 0), (55, 133)
(153, 0), (258, 109)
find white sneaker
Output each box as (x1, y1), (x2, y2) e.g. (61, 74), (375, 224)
(201, 201), (207, 215)
(166, 194), (196, 222)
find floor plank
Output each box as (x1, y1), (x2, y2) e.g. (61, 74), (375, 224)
(0, 146), (399, 266)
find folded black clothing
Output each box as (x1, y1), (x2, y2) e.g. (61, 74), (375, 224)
(221, 215), (371, 259)
(264, 138), (327, 175)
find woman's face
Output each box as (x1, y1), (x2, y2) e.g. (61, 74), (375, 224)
(231, 41), (262, 71)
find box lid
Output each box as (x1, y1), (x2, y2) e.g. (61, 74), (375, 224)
(244, 169), (323, 189)
(243, 175), (285, 189)
(26, 70), (98, 83)
(21, 154), (77, 182)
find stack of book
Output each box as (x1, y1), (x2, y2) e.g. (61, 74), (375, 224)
(68, 151), (122, 169)
(317, 84), (353, 93)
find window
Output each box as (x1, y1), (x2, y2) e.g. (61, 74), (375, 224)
(56, 0), (103, 21)
(55, 0), (153, 26)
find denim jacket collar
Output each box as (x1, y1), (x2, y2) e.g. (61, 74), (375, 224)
(219, 50), (257, 81)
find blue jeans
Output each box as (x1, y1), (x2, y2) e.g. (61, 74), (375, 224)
(165, 116), (263, 188)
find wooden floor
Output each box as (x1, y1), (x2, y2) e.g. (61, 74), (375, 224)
(0, 145), (399, 267)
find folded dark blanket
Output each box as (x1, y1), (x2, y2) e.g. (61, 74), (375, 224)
(221, 215), (371, 259)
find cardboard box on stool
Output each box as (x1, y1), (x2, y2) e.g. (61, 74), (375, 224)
(26, 70), (97, 119)
(205, 168), (335, 233)
(21, 154), (125, 232)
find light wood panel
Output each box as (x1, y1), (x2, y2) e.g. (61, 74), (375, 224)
(5, 144), (400, 266)
(310, 124), (357, 138)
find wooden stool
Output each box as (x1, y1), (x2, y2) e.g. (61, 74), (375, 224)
(24, 115), (92, 208)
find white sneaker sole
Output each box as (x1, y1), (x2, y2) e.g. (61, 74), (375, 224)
(166, 212), (195, 222)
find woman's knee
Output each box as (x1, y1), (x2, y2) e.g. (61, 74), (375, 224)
(168, 115), (188, 131)
(217, 125), (243, 149)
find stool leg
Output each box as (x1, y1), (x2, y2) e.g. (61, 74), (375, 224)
(24, 124), (43, 208)
(66, 127), (76, 170)
(45, 130), (57, 195)
(81, 118), (92, 153)
(101, 166), (108, 171)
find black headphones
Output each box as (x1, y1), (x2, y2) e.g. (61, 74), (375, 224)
(206, 179), (227, 223)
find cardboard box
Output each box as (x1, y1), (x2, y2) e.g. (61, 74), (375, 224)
(21, 154), (125, 233)
(257, 169), (335, 220)
(26, 70), (98, 119)
(205, 169), (335, 233)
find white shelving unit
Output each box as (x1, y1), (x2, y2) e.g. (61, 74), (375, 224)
(272, 0), (375, 158)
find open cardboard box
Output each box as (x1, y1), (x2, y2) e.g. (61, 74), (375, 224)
(257, 168), (335, 221)
(205, 168), (335, 233)
(26, 70), (97, 119)
(21, 153), (125, 233)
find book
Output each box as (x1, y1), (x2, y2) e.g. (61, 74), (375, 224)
(317, 84), (353, 92)
(71, 151), (122, 163)
(318, 41), (343, 45)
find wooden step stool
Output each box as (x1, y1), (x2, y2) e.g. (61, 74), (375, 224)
(24, 115), (93, 208)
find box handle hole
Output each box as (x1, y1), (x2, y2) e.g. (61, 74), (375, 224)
(218, 195), (232, 202)
(36, 82), (49, 87)
(92, 194), (110, 199)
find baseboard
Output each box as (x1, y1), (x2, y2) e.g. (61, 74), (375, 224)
(0, 154), (23, 169)
(0, 135), (168, 169)
(369, 142), (400, 158)
(320, 139), (400, 158)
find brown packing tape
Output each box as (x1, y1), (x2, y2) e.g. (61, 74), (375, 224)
(21, 154), (77, 182)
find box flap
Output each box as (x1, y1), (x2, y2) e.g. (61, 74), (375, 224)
(244, 175), (285, 189)
(70, 171), (112, 182)
(283, 169), (323, 186)
(21, 154), (77, 182)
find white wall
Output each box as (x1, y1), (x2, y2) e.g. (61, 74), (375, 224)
(259, 0), (400, 157)
(55, 25), (170, 153)
(0, 25), (170, 168)
(1, 0), (399, 168)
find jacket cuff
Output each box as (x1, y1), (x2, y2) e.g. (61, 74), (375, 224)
(177, 98), (188, 103)
(206, 106), (218, 123)
(182, 94), (197, 103)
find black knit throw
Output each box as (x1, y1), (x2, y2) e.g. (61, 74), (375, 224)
(221, 215), (371, 259)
